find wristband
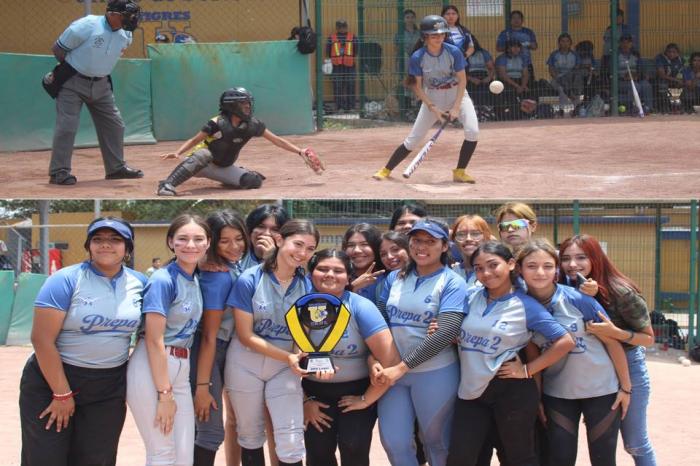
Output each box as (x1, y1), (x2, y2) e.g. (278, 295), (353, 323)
(304, 396), (316, 404)
(52, 390), (76, 401)
(619, 387), (632, 395)
(196, 382), (213, 387)
(624, 330), (635, 343)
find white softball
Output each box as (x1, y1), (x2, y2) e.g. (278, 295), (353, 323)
(489, 80), (505, 95)
(682, 358), (691, 367)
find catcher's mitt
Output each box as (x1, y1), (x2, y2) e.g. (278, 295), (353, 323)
(299, 148), (325, 175)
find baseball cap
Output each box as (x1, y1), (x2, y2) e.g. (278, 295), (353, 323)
(408, 219), (449, 240)
(336, 19), (348, 27)
(87, 218), (133, 241)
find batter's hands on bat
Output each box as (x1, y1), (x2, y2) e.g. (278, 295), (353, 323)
(429, 105), (446, 122)
(299, 148), (325, 175)
(194, 386), (218, 422)
(304, 399), (333, 432)
(39, 398), (75, 432)
(448, 106), (460, 122)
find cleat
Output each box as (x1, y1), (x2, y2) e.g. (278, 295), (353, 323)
(453, 168), (476, 184)
(157, 181), (178, 196)
(372, 168), (391, 180)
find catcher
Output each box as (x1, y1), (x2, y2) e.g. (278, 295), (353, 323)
(157, 87), (324, 196)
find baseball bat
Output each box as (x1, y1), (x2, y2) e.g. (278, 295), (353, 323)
(402, 118), (450, 179)
(625, 61), (645, 118)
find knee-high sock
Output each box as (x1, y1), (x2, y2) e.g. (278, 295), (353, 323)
(457, 140), (478, 169)
(386, 144), (412, 170)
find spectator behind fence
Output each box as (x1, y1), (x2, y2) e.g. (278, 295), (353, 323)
(655, 43), (685, 113)
(495, 39), (532, 120)
(145, 257), (161, 277)
(466, 37), (496, 108)
(394, 9), (420, 74)
(326, 19), (358, 113)
(442, 4), (475, 59)
(547, 32), (583, 104)
(682, 52), (700, 112)
(496, 10), (538, 86)
(603, 34), (653, 114)
(574, 40), (600, 101)
(603, 8), (632, 58)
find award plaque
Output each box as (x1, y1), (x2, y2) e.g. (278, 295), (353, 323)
(285, 293), (351, 373)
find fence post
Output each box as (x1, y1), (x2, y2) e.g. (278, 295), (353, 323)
(561, 0), (569, 34)
(610, 0), (619, 116)
(39, 201), (50, 275)
(314, 0), (324, 130)
(690, 200), (698, 348)
(572, 200), (580, 235)
(397, 1), (405, 83)
(654, 205), (662, 311)
(553, 205), (559, 246)
(504, 0), (512, 29)
(357, 0), (365, 117)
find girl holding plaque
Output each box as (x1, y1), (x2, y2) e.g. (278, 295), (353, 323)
(225, 219), (320, 466)
(373, 218), (468, 466)
(303, 249), (400, 466)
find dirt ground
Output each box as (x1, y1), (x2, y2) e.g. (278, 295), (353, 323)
(2, 116), (699, 200)
(2, 345), (699, 465)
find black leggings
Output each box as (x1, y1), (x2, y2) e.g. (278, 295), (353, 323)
(19, 355), (127, 466)
(302, 377), (376, 466)
(447, 377), (540, 466)
(543, 393), (620, 466)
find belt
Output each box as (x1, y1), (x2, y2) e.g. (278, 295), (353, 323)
(76, 73), (106, 81)
(168, 346), (189, 359)
(434, 82), (458, 90)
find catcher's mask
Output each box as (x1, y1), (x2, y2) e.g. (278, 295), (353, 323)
(107, 0), (141, 32)
(220, 87), (254, 121)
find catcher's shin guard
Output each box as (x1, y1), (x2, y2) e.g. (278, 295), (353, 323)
(157, 150), (213, 196)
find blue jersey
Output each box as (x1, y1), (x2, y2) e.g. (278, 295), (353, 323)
(496, 27), (537, 59)
(495, 52), (530, 79)
(446, 26), (474, 53)
(380, 266), (467, 373)
(683, 67), (700, 89)
(408, 42), (466, 90)
(199, 260), (242, 342)
(142, 262), (203, 349)
(531, 285), (619, 399)
(547, 49), (580, 75)
(34, 261), (145, 368)
(239, 250), (260, 271)
(309, 290), (387, 383)
(354, 280), (378, 304)
(56, 15), (132, 77)
(227, 264), (311, 351)
(655, 53), (685, 79)
(467, 49), (493, 78)
(457, 288), (568, 400)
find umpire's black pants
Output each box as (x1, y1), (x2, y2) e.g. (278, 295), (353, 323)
(19, 354), (127, 466)
(302, 377), (376, 466)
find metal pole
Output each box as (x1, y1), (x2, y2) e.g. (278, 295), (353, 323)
(94, 199), (102, 218)
(610, 0), (619, 116)
(572, 200), (580, 235)
(314, 0), (324, 130)
(84, 0), (92, 16)
(689, 200), (698, 347)
(561, 0), (569, 34)
(654, 205), (662, 311)
(504, 0), (512, 30)
(553, 205), (559, 247)
(39, 201), (50, 275)
(357, 0), (365, 117)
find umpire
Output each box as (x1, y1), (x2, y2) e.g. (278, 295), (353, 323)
(48, 0), (144, 185)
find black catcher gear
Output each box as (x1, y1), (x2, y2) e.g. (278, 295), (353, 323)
(220, 87), (254, 121)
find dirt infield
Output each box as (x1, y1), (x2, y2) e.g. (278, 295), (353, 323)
(3, 345), (699, 465)
(2, 116), (699, 200)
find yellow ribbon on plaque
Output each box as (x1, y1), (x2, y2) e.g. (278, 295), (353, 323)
(285, 293), (351, 372)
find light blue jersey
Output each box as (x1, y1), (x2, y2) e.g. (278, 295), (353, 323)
(532, 284), (619, 399)
(496, 27), (538, 60)
(142, 262), (203, 349)
(408, 42), (466, 90)
(495, 52), (531, 79)
(308, 290), (387, 383)
(227, 264), (311, 351)
(200, 260), (242, 342)
(380, 266), (467, 373)
(458, 288), (568, 400)
(467, 49), (493, 77)
(547, 49), (580, 75)
(239, 250), (260, 271)
(34, 261), (145, 368)
(57, 15), (132, 77)
(451, 262), (480, 291)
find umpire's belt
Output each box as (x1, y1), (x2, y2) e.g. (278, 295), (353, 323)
(432, 82), (458, 90)
(76, 73), (106, 81)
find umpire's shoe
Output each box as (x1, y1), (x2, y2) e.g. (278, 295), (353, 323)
(49, 170), (77, 185)
(105, 165), (144, 180)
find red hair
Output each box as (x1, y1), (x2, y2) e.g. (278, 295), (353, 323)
(558, 234), (640, 308)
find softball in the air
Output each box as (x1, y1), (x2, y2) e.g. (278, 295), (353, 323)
(682, 358), (691, 367)
(489, 80), (505, 94)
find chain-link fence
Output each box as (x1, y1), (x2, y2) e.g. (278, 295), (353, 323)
(0, 199), (698, 350)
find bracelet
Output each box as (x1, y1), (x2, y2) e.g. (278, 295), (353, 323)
(196, 382), (213, 387)
(303, 396), (316, 404)
(156, 387), (172, 396)
(523, 364), (530, 379)
(52, 390), (76, 401)
(619, 387), (632, 395)
(624, 330), (635, 343)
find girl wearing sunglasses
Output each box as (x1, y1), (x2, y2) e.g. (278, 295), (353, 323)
(494, 202), (538, 252)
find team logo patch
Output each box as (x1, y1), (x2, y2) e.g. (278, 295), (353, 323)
(182, 301), (192, 313)
(93, 37), (105, 48)
(308, 303), (328, 323)
(76, 296), (96, 306)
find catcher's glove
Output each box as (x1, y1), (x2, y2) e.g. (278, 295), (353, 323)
(299, 148), (325, 175)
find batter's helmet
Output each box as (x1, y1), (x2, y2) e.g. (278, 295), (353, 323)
(107, 0), (141, 32)
(419, 15), (449, 36)
(220, 87), (254, 121)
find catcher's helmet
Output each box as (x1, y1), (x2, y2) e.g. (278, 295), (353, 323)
(107, 0), (140, 32)
(419, 15), (449, 36)
(220, 87), (254, 120)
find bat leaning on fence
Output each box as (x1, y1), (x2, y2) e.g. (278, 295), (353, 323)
(625, 60), (645, 118)
(402, 118), (450, 179)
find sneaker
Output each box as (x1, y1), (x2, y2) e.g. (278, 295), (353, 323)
(157, 181), (177, 196)
(372, 168), (391, 180)
(453, 168), (476, 184)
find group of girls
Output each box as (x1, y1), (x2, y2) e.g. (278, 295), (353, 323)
(19, 201), (657, 466)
